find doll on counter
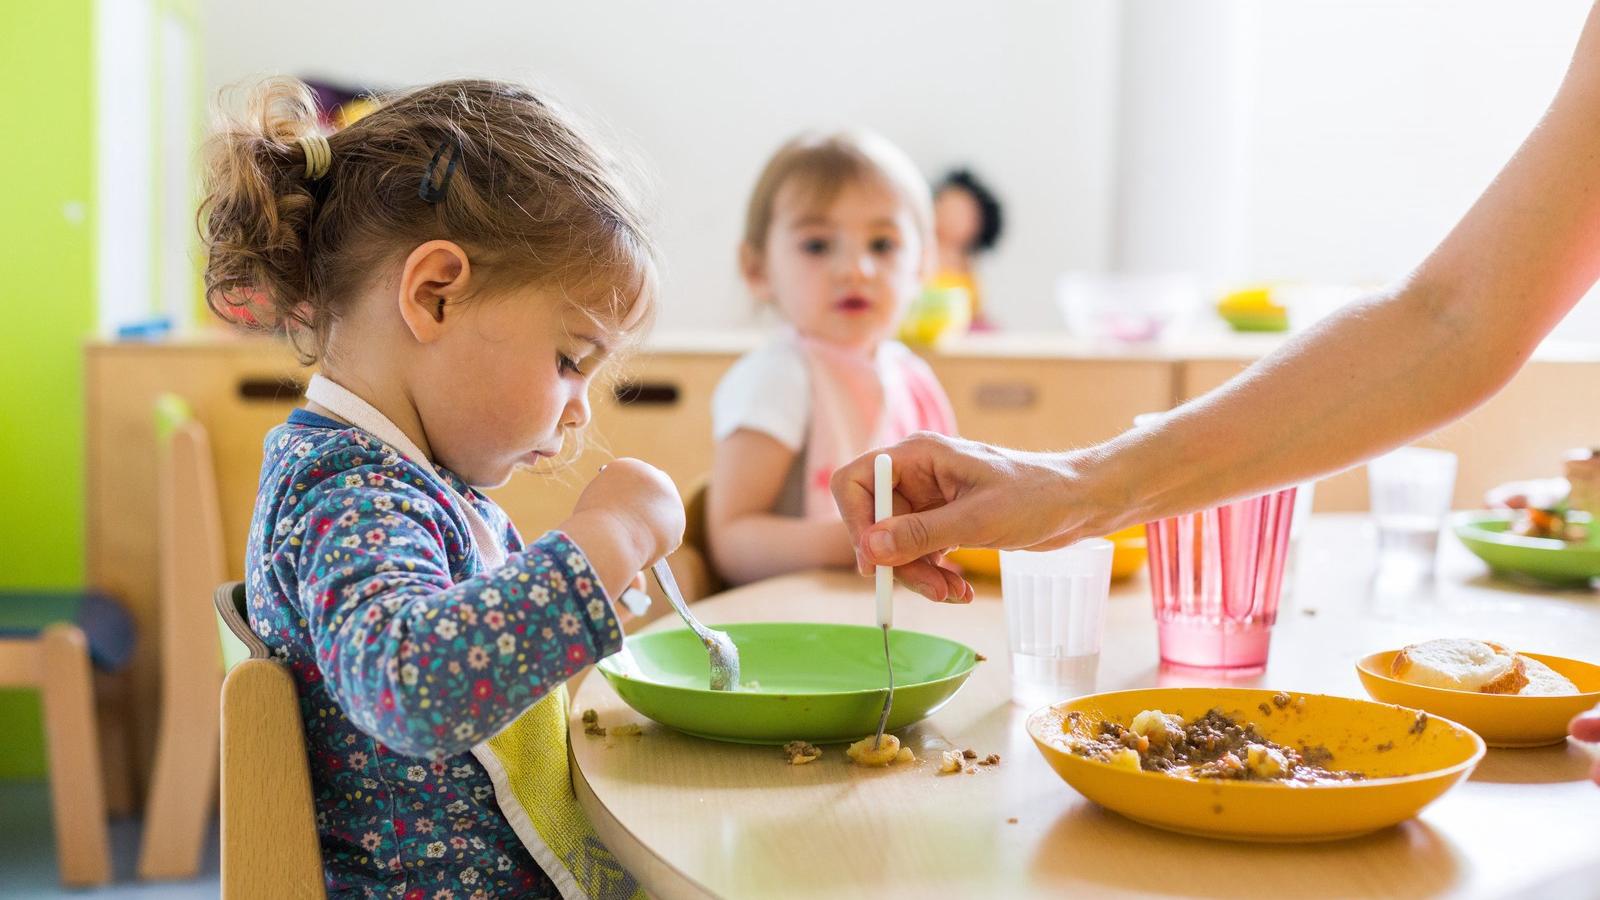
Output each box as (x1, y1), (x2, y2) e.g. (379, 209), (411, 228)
(929, 168), (1004, 330)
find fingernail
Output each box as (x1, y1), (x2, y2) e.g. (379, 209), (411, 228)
(868, 530), (896, 559)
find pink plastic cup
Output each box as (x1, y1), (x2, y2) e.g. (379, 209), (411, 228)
(1144, 487), (1298, 670)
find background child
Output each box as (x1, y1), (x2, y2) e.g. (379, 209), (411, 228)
(707, 132), (956, 585)
(204, 77), (681, 897)
(930, 168), (1005, 329)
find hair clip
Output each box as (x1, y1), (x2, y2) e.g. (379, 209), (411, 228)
(297, 134), (332, 181)
(419, 138), (460, 203)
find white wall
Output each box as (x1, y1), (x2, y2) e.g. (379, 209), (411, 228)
(200, 0), (1600, 338)
(1246, 0), (1600, 339)
(200, 0), (1121, 332)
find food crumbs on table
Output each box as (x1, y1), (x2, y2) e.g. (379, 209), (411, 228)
(1374, 741), (1394, 753)
(783, 741), (822, 765)
(1258, 702), (1274, 716)
(846, 734), (911, 767)
(611, 723), (642, 737)
(1272, 691), (1291, 709)
(580, 709), (606, 737)
(939, 750), (964, 774)
(581, 709), (598, 724)
(974, 652), (988, 662)
(962, 748), (977, 760)
(1006, 817), (1018, 824)
(1410, 712), (1429, 735)
(979, 753), (1001, 766)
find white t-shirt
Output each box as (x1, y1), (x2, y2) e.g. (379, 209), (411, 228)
(711, 334), (813, 451)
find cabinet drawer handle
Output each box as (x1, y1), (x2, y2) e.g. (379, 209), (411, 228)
(237, 376), (306, 402)
(973, 382), (1037, 410)
(613, 381), (679, 406)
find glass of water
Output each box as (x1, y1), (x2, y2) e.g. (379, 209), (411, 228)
(1000, 538), (1114, 710)
(1367, 447), (1458, 577)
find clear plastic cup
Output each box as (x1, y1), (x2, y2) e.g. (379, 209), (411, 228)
(1000, 538), (1114, 709)
(1367, 447), (1457, 578)
(1145, 487), (1297, 670)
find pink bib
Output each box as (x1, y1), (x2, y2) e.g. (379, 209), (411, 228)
(795, 336), (956, 519)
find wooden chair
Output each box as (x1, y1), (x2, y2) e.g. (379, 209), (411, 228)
(680, 475), (723, 599)
(0, 620), (111, 886)
(138, 396), (229, 879)
(214, 581), (325, 899)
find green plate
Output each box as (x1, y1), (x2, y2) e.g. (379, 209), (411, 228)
(595, 622), (979, 744)
(1452, 511), (1600, 587)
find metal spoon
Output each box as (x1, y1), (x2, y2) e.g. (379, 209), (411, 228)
(650, 560), (740, 691)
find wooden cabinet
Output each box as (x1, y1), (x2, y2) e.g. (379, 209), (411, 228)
(932, 354), (1175, 451)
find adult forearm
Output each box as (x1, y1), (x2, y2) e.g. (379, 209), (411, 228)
(1080, 279), (1527, 533)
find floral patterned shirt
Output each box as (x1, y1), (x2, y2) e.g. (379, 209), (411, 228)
(246, 409), (623, 899)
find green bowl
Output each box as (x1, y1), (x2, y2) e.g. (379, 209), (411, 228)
(1452, 511), (1600, 587)
(1220, 310), (1289, 332)
(595, 622), (979, 744)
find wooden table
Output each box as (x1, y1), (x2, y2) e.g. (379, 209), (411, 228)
(570, 515), (1600, 899)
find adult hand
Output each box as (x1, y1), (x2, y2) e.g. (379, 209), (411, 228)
(830, 432), (1107, 602)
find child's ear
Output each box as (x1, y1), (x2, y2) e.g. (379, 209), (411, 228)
(396, 240), (472, 344)
(738, 243), (771, 303)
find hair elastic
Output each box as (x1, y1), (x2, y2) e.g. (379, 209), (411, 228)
(419, 138), (460, 203)
(298, 134), (332, 180)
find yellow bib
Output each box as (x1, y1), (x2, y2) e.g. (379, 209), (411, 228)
(473, 686), (644, 900)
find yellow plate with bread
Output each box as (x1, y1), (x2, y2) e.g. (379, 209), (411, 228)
(1027, 688), (1483, 842)
(1358, 639), (1600, 748)
(948, 525), (1148, 580)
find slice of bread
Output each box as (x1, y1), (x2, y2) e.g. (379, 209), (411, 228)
(1391, 639), (1528, 693)
(1518, 655), (1580, 696)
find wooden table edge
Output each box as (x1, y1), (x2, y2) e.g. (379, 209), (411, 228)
(571, 742), (715, 900)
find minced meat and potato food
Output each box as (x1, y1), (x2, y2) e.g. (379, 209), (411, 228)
(1057, 704), (1364, 784)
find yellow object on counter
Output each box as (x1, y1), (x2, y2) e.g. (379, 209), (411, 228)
(946, 525), (1147, 581)
(899, 283), (972, 347)
(1217, 284), (1288, 332)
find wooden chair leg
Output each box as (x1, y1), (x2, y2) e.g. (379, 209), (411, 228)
(39, 624), (111, 887)
(138, 664), (221, 879)
(97, 671), (136, 817)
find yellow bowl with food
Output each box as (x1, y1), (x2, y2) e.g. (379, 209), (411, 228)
(1026, 688), (1483, 842)
(1357, 648), (1600, 748)
(947, 526), (1147, 581)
